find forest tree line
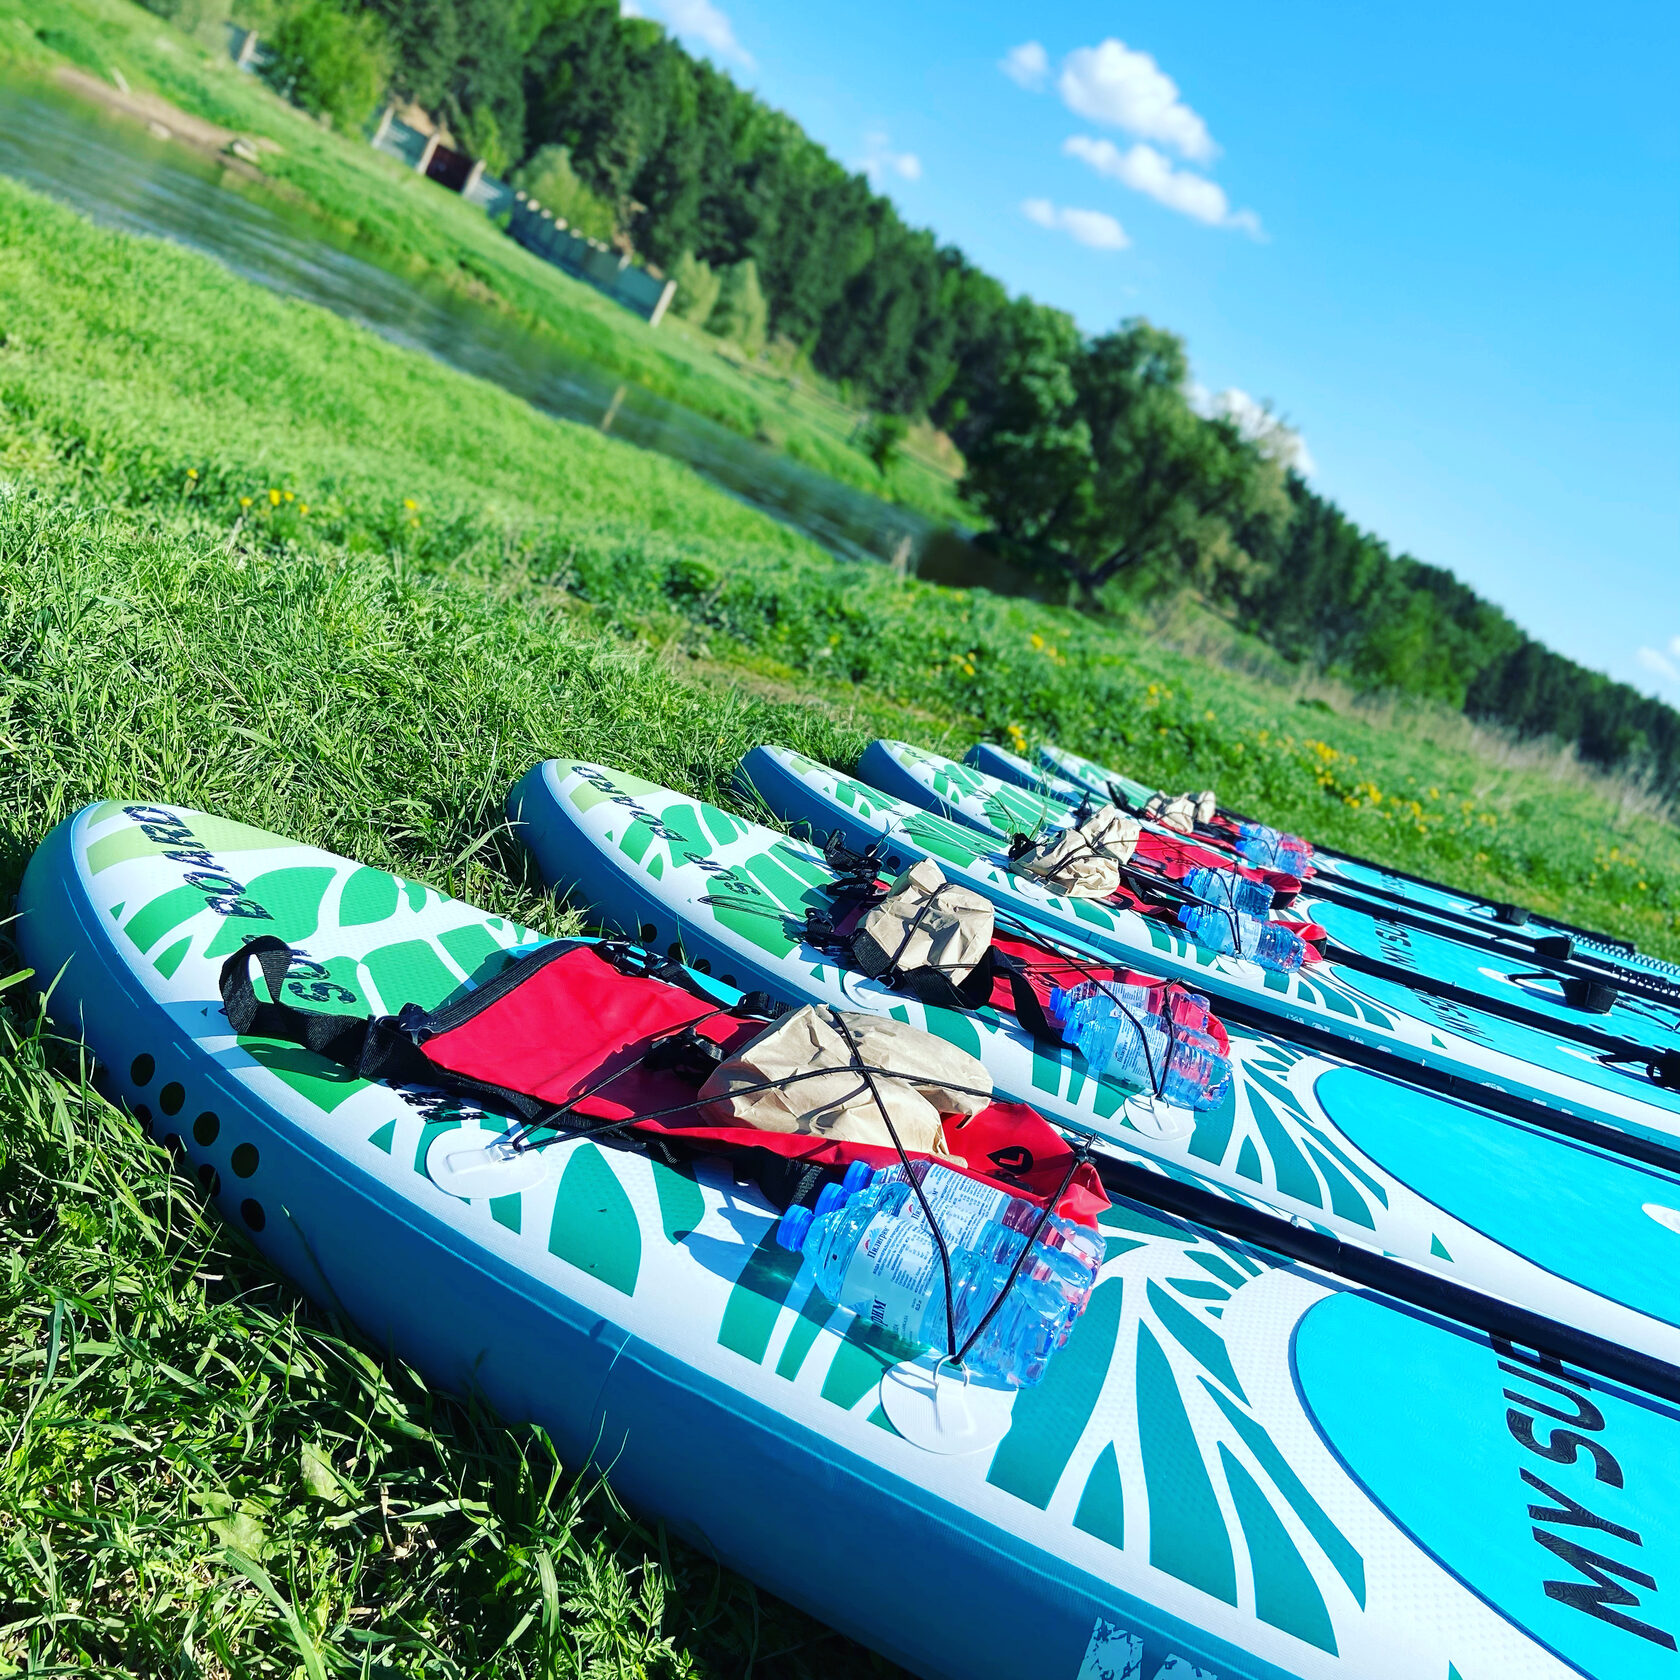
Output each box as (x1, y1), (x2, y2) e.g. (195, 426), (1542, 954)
(205, 0), (1680, 796)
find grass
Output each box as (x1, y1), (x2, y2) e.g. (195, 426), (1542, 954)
(0, 0), (971, 524)
(0, 501), (888, 1677)
(1, 169), (1678, 1673)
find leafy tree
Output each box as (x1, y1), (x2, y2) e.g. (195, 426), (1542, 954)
(513, 144), (616, 240)
(964, 319), (1286, 603)
(267, 0), (391, 133)
(708, 259), (767, 356)
(858, 414), (908, 475)
(453, 100), (509, 173)
(669, 250), (719, 326)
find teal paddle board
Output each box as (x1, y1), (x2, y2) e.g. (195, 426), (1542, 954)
(511, 758), (1680, 1371)
(29, 800), (1680, 1677)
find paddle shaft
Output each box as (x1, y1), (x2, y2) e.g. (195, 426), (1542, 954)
(1092, 1150), (1680, 1407)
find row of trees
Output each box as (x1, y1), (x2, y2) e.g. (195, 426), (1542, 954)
(223, 0), (1678, 794)
(961, 320), (1680, 790)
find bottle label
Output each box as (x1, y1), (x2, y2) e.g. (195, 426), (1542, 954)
(840, 1169), (1014, 1345)
(842, 1208), (939, 1343)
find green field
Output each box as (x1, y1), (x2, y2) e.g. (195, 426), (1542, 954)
(0, 0), (970, 523)
(2, 174), (1678, 1675)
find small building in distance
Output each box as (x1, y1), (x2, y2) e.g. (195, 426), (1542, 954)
(370, 105), (675, 328)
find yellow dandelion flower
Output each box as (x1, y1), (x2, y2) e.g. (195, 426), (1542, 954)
(404, 497), (418, 511)
(283, 490), (295, 502)
(1030, 632), (1045, 651)
(300, 504), (309, 515)
(186, 467), (198, 479)
(239, 495), (252, 508)
(268, 489), (281, 506)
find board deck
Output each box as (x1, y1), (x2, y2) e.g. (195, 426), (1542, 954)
(738, 744), (1680, 1147)
(19, 797), (1680, 1679)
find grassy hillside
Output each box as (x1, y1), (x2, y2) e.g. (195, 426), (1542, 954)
(0, 0), (970, 522)
(2, 176), (1678, 1675)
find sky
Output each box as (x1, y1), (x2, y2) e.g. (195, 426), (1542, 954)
(629, 0), (1680, 702)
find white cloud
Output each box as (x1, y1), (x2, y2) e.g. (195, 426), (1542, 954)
(1194, 385), (1315, 475)
(1638, 646), (1679, 684)
(860, 130), (922, 184)
(1001, 41), (1050, 91)
(1021, 198), (1129, 250)
(618, 0), (642, 13)
(646, 0), (754, 69)
(1058, 39), (1215, 162)
(1063, 135), (1261, 236)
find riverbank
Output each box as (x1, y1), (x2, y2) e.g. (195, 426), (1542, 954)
(2, 169), (1674, 954)
(0, 0), (971, 524)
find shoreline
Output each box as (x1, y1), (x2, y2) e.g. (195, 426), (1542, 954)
(53, 63), (272, 181)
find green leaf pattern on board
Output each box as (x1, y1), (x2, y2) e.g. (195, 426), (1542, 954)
(86, 804), (1367, 1659)
(1079, 1202), (1356, 1653)
(887, 741), (1062, 840)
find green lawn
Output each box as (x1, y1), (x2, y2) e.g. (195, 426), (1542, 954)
(0, 0), (971, 523)
(1, 172), (1678, 1675)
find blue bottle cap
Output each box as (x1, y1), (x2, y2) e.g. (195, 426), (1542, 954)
(775, 1204), (814, 1252)
(842, 1158), (876, 1195)
(814, 1181), (848, 1218)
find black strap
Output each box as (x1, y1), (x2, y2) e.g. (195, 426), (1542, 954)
(876, 947), (998, 1013)
(1508, 970), (1620, 1016)
(1600, 1047), (1680, 1092)
(991, 948), (1070, 1047)
(220, 936), (377, 1066)
(219, 935), (441, 1090)
(823, 828), (889, 887)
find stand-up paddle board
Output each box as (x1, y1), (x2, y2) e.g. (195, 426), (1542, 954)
(30, 800), (1680, 1678)
(510, 757), (1680, 1371)
(738, 745), (1680, 1151)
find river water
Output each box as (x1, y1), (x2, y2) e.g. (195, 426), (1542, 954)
(0, 78), (987, 572)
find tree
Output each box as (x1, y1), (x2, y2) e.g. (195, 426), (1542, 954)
(669, 250), (720, 326)
(513, 144), (616, 239)
(267, 0), (392, 133)
(858, 414), (908, 475)
(708, 258), (767, 356)
(963, 319), (1287, 603)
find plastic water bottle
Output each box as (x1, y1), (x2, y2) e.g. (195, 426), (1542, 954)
(774, 1161), (1102, 1386)
(1177, 865), (1307, 971)
(1049, 981), (1231, 1110)
(1237, 821), (1312, 876)
(1178, 902), (1306, 971)
(1185, 864), (1275, 918)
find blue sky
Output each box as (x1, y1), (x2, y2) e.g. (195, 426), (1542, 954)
(636, 1), (1679, 701)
